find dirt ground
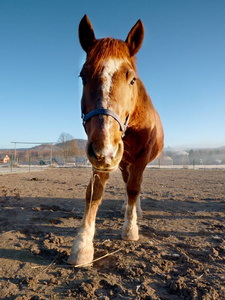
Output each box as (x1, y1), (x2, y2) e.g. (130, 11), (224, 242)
(0, 168), (224, 300)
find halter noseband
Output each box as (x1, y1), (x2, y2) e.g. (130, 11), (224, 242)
(82, 109), (130, 137)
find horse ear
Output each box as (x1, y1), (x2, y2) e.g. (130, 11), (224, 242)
(79, 14), (96, 53)
(125, 19), (144, 57)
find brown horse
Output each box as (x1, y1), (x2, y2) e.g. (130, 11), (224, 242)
(68, 15), (164, 265)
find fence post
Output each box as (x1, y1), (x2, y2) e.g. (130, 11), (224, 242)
(29, 156), (31, 172)
(11, 154), (14, 172)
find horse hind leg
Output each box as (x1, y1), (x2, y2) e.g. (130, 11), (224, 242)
(122, 203), (139, 241)
(121, 165), (142, 219)
(136, 195), (143, 218)
(122, 188), (143, 218)
(122, 168), (143, 241)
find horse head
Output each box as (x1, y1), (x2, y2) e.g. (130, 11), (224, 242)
(79, 15), (144, 172)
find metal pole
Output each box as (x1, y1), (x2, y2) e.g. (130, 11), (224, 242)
(11, 154), (14, 172)
(50, 144), (53, 166)
(14, 143), (17, 164)
(29, 156), (31, 172)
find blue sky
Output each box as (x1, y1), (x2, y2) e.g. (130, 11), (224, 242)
(0, 0), (225, 149)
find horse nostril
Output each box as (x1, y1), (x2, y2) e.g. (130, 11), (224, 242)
(88, 143), (108, 164)
(96, 153), (104, 162)
(87, 142), (97, 160)
(96, 153), (113, 165)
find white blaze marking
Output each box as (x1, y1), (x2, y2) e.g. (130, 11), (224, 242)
(102, 58), (122, 102)
(100, 58), (123, 155)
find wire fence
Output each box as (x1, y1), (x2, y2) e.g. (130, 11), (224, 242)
(1, 155), (224, 175)
(0, 152), (91, 174)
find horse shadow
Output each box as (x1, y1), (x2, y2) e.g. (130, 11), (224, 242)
(0, 194), (224, 266)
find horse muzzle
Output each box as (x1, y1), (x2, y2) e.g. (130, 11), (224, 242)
(86, 140), (124, 172)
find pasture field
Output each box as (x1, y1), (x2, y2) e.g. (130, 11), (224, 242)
(0, 168), (224, 299)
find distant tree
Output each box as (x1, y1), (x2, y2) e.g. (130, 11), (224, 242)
(68, 139), (78, 157)
(188, 149), (195, 165)
(75, 146), (86, 161)
(58, 132), (74, 164)
(188, 149), (201, 165)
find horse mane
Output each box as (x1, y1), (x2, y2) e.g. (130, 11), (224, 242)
(85, 38), (137, 76)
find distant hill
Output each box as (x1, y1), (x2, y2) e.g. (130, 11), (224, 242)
(0, 139), (88, 164)
(74, 139), (87, 150)
(0, 139), (87, 153)
(54, 139), (86, 151)
(30, 144), (62, 152)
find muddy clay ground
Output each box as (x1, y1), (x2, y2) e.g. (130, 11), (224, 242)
(0, 168), (224, 300)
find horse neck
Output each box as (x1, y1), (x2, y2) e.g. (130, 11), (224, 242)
(130, 78), (156, 129)
(128, 78), (164, 159)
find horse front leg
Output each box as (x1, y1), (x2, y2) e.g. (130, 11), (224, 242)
(68, 171), (109, 265)
(121, 165), (144, 241)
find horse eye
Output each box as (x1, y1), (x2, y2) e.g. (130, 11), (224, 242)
(130, 77), (136, 86)
(79, 72), (87, 85)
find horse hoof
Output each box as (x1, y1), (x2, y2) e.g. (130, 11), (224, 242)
(67, 242), (94, 266)
(67, 249), (94, 266)
(67, 253), (79, 265)
(122, 233), (139, 241)
(122, 226), (139, 241)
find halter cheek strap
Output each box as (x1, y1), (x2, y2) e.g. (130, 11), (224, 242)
(81, 108), (130, 137)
